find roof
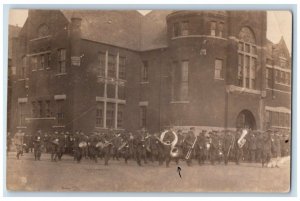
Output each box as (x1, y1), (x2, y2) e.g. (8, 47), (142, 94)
(61, 10), (171, 51)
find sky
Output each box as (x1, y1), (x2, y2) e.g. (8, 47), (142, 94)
(9, 9), (292, 53)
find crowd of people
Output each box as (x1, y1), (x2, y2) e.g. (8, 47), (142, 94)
(8, 127), (290, 168)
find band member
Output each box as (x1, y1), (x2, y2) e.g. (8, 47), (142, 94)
(262, 129), (272, 168)
(233, 129), (243, 165)
(223, 130), (234, 165)
(248, 130), (257, 163)
(184, 127), (197, 166)
(195, 130), (206, 165)
(161, 129), (176, 167)
(73, 131), (83, 163)
(50, 131), (60, 162)
(14, 130), (25, 159)
(255, 131), (263, 163)
(271, 130), (281, 168)
(33, 136), (42, 161)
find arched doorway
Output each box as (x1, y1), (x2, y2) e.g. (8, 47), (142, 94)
(236, 110), (256, 130)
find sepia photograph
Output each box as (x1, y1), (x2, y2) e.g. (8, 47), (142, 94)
(6, 9), (292, 192)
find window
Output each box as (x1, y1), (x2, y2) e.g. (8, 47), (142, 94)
(31, 56), (37, 71)
(97, 52), (105, 77)
(106, 103), (115, 128)
(58, 49), (66, 74)
(107, 84), (115, 98)
(119, 56), (126, 80)
(173, 22), (180, 37)
(21, 56), (27, 78)
(56, 100), (64, 125)
(37, 24), (49, 37)
(118, 85), (125, 100)
(218, 22), (224, 37)
(32, 101), (37, 118)
(266, 110), (291, 128)
(38, 101), (43, 117)
(108, 54), (116, 78)
(18, 103), (26, 126)
(280, 58), (287, 69)
(45, 100), (51, 117)
(96, 102), (104, 127)
(181, 21), (189, 36)
(266, 68), (273, 88)
(140, 106), (147, 128)
(210, 21), (216, 36)
(172, 60), (189, 101)
(117, 104), (124, 128)
(237, 27), (257, 89)
(47, 53), (51, 68)
(141, 61), (149, 82)
(40, 55), (45, 69)
(214, 59), (223, 79)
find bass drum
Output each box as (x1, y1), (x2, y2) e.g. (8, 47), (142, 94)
(79, 141), (87, 148)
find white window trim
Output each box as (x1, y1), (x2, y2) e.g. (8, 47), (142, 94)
(171, 35), (227, 41)
(18, 98), (28, 103)
(29, 35), (52, 42)
(226, 85), (261, 95)
(27, 50), (51, 57)
(54, 94), (66, 100)
(139, 101), (149, 106)
(265, 106), (291, 114)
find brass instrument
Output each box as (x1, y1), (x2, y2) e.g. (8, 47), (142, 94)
(237, 129), (248, 148)
(185, 136), (197, 160)
(160, 130), (179, 158)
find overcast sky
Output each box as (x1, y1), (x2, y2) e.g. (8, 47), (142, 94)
(9, 9), (292, 53)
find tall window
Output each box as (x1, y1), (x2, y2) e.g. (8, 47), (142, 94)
(45, 100), (51, 117)
(97, 52), (105, 77)
(119, 56), (126, 80)
(172, 60), (189, 101)
(266, 68), (273, 88)
(141, 61), (149, 82)
(117, 104), (124, 128)
(237, 27), (257, 89)
(214, 59), (224, 79)
(140, 106), (147, 128)
(107, 84), (115, 98)
(108, 54), (116, 78)
(32, 101), (37, 118)
(106, 103), (115, 128)
(18, 103), (26, 126)
(218, 22), (224, 37)
(21, 56), (27, 78)
(31, 56), (38, 71)
(56, 100), (64, 125)
(181, 21), (189, 36)
(96, 102), (104, 127)
(210, 21), (216, 36)
(118, 85), (125, 100)
(58, 49), (66, 74)
(40, 54), (45, 69)
(173, 22), (180, 37)
(47, 53), (51, 68)
(38, 101), (43, 117)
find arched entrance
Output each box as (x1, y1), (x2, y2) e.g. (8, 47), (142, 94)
(236, 110), (256, 130)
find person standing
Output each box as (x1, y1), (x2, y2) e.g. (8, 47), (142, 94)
(14, 130), (25, 159)
(248, 131), (257, 163)
(262, 129), (272, 168)
(33, 136), (42, 161)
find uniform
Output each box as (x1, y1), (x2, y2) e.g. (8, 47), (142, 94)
(196, 131), (206, 165)
(223, 131), (234, 165)
(14, 130), (24, 159)
(248, 132), (257, 162)
(262, 131), (272, 167)
(183, 128), (196, 166)
(33, 136), (42, 160)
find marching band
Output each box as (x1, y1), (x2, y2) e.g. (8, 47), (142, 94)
(10, 127), (290, 168)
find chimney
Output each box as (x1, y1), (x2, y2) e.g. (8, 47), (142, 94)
(70, 14), (82, 66)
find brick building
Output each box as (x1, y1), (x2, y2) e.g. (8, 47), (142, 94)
(9, 10), (291, 135)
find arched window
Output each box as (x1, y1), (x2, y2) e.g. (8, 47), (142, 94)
(237, 27), (257, 89)
(37, 24), (49, 37)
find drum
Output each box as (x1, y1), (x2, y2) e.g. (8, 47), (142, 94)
(79, 141), (87, 148)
